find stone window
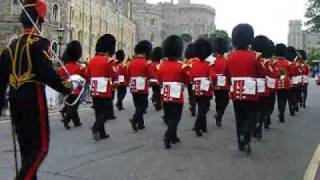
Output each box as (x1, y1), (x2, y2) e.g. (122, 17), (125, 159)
(52, 4), (60, 23)
(151, 33), (155, 42)
(51, 41), (58, 55)
(150, 19), (156, 26)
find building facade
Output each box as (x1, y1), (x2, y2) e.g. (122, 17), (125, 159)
(288, 20), (320, 53)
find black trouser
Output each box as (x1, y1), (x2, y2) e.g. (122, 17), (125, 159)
(277, 89), (289, 119)
(151, 85), (161, 110)
(255, 96), (269, 135)
(288, 87), (299, 113)
(92, 97), (113, 136)
(132, 93), (148, 128)
(264, 92), (276, 126)
(233, 101), (257, 147)
(214, 90), (229, 118)
(301, 85), (308, 106)
(10, 84), (49, 180)
(187, 84), (196, 113)
(194, 96), (211, 132)
(163, 103), (183, 141)
(63, 95), (81, 126)
(116, 86), (127, 109)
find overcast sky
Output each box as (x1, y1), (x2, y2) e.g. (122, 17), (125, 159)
(147, 0), (307, 44)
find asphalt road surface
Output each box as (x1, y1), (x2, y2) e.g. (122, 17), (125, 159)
(0, 83), (320, 180)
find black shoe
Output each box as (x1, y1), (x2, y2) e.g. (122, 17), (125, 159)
(279, 115), (285, 123)
(91, 129), (100, 141)
(164, 138), (172, 149)
(202, 128), (208, 133)
(253, 131), (262, 140)
(130, 119), (138, 132)
(290, 110), (295, 116)
(195, 130), (203, 137)
(74, 122), (82, 127)
(244, 144), (252, 155)
(264, 122), (270, 129)
(100, 133), (110, 140)
(171, 137), (181, 144)
(138, 125), (146, 130)
(295, 106), (299, 112)
(109, 116), (117, 120)
(61, 120), (71, 130)
(303, 104), (306, 108)
(215, 115), (223, 128)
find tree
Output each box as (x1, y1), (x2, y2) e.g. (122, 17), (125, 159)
(308, 48), (320, 64)
(305, 0), (320, 32)
(180, 33), (193, 43)
(209, 30), (232, 49)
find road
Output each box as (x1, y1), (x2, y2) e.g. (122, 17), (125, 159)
(0, 83), (320, 180)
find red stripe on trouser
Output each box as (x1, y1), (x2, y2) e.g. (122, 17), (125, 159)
(25, 84), (49, 180)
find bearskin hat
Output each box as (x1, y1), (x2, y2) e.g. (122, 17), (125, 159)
(251, 35), (270, 58)
(185, 43), (195, 59)
(265, 40), (275, 59)
(134, 40), (153, 59)
(162, 35), (183, 60)
(212, 37), (228, 55)
(62, 41), (82, 63)
(116, 49), (125, 62)
(19, 0), (47, 28)
(232, 24), (254, 49)
(274, 43), (287, 57)
(285, 46), (297, 62)
(95, 34), (116, 55)
(297, 50), (307, 61)
(194, 39), (213, 61)
(151, 47), (163, 62)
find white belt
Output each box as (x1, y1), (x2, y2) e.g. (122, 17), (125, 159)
(231, 77), (256, 82)
(163, 82), (184, 86)
(194, 77), (209, 81)
(150, 79), (158, 83)
(131, 76), (146, 81)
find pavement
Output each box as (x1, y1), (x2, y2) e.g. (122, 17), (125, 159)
(1, 83), (320, 180)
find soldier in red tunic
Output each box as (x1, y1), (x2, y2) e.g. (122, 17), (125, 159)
(115, 50), (128, 111)
(274, 44), (291, 123)
(184, 43), (197, 116)
(190, 39), (213, 137)
(297, 50), (310, 108)
(58, 41), (87, 130)
(211, 37), (230, 127)
(286, 46), (300, 116)
(157, 35), (191, 149)
(226, 24), (259, 154)
(149, 47), (163, 111)
(128, 40), (152, 132)
(87, 34), (117, 141)
(0, 0), (72, 179)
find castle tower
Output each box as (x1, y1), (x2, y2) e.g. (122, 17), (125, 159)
(178, 0), (190, 4)
(288, 20), (303, 49)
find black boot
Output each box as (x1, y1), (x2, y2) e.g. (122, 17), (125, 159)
(91, 128), (100, 141)
(290, 108), (295, 116)
(279, 115), (285, 123)
(61, 119), (71, 130)
(215, 115), (222, 128)
(99, 128), (110, 140)
(130, 119), (138, 132)
(164, 136), (172, 149)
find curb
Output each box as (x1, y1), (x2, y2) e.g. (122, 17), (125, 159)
(304, 144), (320, 180)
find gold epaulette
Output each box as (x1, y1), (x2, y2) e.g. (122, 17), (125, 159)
(255, 51), (263, 60)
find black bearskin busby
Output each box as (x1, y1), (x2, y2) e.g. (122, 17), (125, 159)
(232, 23), (254, 49)
(135, 40), (153, 59)
(62, 41), (82, 63)
(194, 39), (213, 61)
(251, 35), (270, 58)
(297, 50), (307, 61)
(185, 43), (195, 59)
(162, 35), (183, 60)
(95, 34), (116, 55)
(265, 40), (275, 59)
(285, 46), (297, 62)
(151, 47), (163, 62)
(212, 37), (228, 56)
(116, 49), (125, 62)
(274, 43), (287, 57)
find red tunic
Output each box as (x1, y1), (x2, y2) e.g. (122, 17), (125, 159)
(116, 62), (129, 87)
(157, 59), (191, 104)
(148, 61), (160, 86)
(301, 63), (310, 85)
(226, 50), (260, 101)
(87, 55), (117, 98)
(288, 62), (301, 87)
(127, 56), (150, 94)
(190, 58), (213, 97)
(211, 55), (229, 90)
(265, 59), (280, 92)
(58, 62), (87, 95)
(256, 57), (271, 97)
(274, 58), (291, 90)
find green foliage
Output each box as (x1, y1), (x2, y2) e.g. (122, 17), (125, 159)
(209, 30), (232, 49)
(305, 0), (320, 32)
(308, 48), (320, 64)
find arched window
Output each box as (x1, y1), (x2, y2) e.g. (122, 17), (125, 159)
(52, 4), (60, 23)
(51, 41), (58, 55)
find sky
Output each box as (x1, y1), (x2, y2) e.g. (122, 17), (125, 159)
(147, 0), (308, 44)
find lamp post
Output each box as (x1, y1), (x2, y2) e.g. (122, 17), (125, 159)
(57, 26), (65, 58)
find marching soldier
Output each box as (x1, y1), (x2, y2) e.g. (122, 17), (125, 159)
(157, 35), (191, 149)
(274, 44), (291, 123)
(149, 47), (163, 111)
(115, 50), (128, 111)
(128, 40), (153, 132)
(58, 41), (87, 130)
(297, 50), (310, 108)
(211, 37), (230, 127)
(87, 34), (117, 141)
(286, 46), (300, 116)
(0, 0), (72, 179)
(226, 24), (260, 154)
(184, 43), (197, 116)
(190, 39), (213, 137)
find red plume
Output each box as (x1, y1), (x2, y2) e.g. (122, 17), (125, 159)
(35, 0), (47, 18)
